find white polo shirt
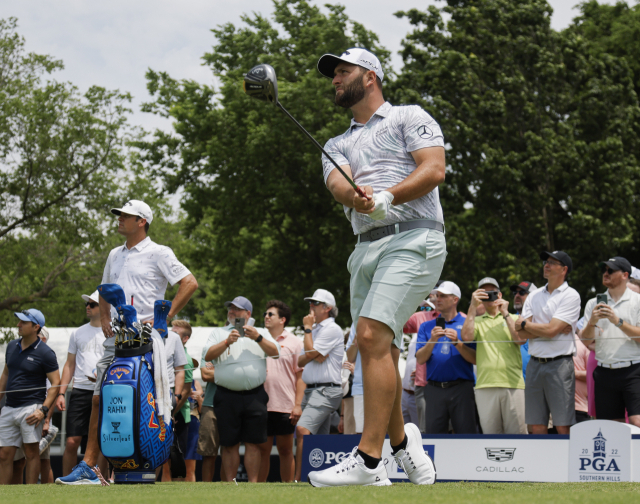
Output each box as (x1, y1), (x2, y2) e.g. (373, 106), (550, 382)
(101, 237), (191, 321)
(322, 101), (445, 235)
(301, 317), (344, 385)
(67, 323), (105, 391)
(521, 282), (581, 358)
(205, 326), (280, 391)
(584, 288), (640, 365)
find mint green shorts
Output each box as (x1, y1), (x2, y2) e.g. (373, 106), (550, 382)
(348, 228), (447, 348)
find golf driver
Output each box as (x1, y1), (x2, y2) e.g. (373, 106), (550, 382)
(243, 63), (368, 199)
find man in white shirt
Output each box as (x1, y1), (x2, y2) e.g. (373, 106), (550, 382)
(294, 289), (344, 482)
(56, 291), (106, 476)
(515, 251), (581, 434)
(57, 199), (198, 485)
(582, 257), (640, 426)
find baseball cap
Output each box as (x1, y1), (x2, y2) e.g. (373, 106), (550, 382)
(304, 289), (336, 307)
(15, 308), (45, 327)
(599, 256), (632, 275)
(540, 250), (573, 274)
(510, 281), (537, 293)
(478, 277), (500, 290)
(81, 290), (100, 304)
(224, 296), (253, 313)
(631, 266), (640, 280)
(111, 200), (154, 224)
(317, 48), (384, 82)
(436, 281), (461, 298)
(39, 326), (49, 341)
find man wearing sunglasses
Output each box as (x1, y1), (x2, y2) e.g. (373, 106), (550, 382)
(55, 291), (107, 477)
(582, 257), (640, 426)
(515, 251), (581, 434)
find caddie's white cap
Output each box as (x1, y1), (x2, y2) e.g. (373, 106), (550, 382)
(111, 200), (153, 224)
(436, 281), (461, 298)
(81, 290), (100, 304)
(317, 48), (384, 82)
(304, 288), (336, 307)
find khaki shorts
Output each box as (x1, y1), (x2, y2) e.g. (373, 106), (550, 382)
(0, 404), (43, 447)
(196, 406), (220, 457)
(348, 228), (446, 348)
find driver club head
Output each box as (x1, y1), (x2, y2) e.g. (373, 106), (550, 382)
(243, 64), (278, 104)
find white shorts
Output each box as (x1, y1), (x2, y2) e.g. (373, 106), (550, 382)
(353, 394), (364, 434)
(0, 404), (43, 447)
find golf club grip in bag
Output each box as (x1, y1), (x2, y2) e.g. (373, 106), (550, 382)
(98, 342), (173, 482)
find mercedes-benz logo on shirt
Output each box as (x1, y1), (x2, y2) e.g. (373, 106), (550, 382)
(417, 125), (433, 139)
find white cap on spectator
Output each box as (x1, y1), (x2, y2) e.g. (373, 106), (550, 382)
(81, 290), (100, 304)
(304, 289), (336, 307)
(478, 277), (500, 289)
(436, 281), (461, 298)
(631, 266), (640, 280)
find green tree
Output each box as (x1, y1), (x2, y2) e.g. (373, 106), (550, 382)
(0, 18), (179, 332)
(138, 0), (389, 326)
(392, 0), (640, 306)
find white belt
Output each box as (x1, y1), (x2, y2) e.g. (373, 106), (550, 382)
(597, 359), (640, 369)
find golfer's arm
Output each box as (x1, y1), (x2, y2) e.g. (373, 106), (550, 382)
(0, 366), (8, 403)
(168, 274), (198, 319)
(387, 147), (445, 205)
(327, 166), (357, 207)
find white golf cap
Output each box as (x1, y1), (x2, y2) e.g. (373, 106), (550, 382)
(436, 281), (461, 298)
(632, 266), (640, 280)
(304, 288), (336, 307)
(81, 290), (100, 304)
(317, 48), (384, 82)
(111, 200), (153, 224)
(478, 277), (500, 289)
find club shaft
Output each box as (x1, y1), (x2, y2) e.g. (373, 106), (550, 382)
(276, 102), (367, 198)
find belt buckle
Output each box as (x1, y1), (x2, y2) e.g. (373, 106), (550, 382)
(539, 357), (549, 363)
(440, 382), (447, 389)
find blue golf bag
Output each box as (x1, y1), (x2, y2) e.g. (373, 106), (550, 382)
(97, 284), (173, 484)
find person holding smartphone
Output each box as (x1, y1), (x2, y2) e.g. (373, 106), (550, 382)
(415, 282), (477, 434)
(581, 257), (640, 426)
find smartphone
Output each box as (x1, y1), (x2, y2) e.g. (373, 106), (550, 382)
(485, 290), (499, 302)
(596, 293), (608, 306)
(235, 317), (245, 337)
(435, 317), (446, 330)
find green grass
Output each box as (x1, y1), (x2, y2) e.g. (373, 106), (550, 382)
(2, 482), (640, 504)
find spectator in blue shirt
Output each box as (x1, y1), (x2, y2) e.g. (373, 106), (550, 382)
(416, 282), (477, 434)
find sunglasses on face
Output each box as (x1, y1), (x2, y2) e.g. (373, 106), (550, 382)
(543, 259), (563, 267)
(86, 302), (99, 309)
(514, 290), (527, 296)
(310, 301), (323, 306)
(263, 311), (279, 318)
(601, 267), (620, 275)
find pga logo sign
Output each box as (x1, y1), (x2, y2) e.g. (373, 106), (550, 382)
(309, 448), (348, 468)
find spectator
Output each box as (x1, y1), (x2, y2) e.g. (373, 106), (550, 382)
(461, 277), (526, 434)
(515, 251), (581, 435)
(257, 300), (304, 483)
(416, 282), (477, 434)
(295, 289), (344, 482)
(56, 291), (107, 477)
(510, 281), (536, 380)
(203, 296), (280, 483)
(197, 355), (219, 483)
(340, 358), (356, 434)
(344, 324), (363, 434)
(574, 335), (590, 423)
(627, 267), (640, 294)
(403, 299), (440, 432)
(185, 364), (203, 482)
(582, 256), (640, 427)
(0, 309), (60, 485)
(401, 333), (419, 427)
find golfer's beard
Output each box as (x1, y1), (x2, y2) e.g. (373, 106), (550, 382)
(335, 77), (366, 108)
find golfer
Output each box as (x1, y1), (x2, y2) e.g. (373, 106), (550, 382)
(307, 48), (446, 487)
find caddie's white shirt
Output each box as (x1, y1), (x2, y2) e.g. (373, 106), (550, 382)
(67, 323), (106, 390)
(584, 288), (640, 365)
(165, 330), (188, 388)
(101, 237), (191, 321)
(322, 101), (445, 235)
(205, 325), (280, 391)
(302, 317), (344, 385)
(521, 282), (580, 358)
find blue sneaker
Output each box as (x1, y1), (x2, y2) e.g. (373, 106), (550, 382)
(55, 461), (101, 485)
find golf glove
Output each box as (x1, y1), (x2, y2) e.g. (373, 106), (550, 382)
(369, 191), (394, 221)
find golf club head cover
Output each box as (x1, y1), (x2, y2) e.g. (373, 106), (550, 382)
(97, 283), (127, 309)
(117, 305), (140, 335)
(153, 300), (172, 338)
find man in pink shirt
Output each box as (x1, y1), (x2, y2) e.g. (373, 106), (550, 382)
(258, 300), (305, 482)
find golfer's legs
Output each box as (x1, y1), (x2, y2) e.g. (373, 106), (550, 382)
(387, 345), (405, 444)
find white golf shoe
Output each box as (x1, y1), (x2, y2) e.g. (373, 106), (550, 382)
(308, 447), (392, 487)
(393, 423), (437, 485)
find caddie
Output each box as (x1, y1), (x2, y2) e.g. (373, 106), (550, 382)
(307, 48), (446, 487)
(56, 200), (198, 485)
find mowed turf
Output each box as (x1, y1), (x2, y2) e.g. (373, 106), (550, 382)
(2, 482), (640, 504)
